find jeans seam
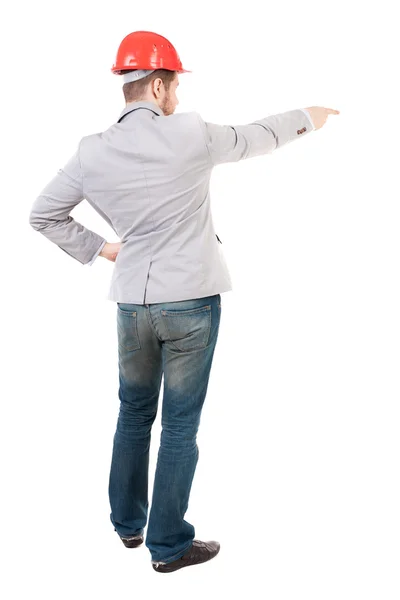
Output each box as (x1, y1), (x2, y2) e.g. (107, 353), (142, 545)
(144, 305), (162, 341)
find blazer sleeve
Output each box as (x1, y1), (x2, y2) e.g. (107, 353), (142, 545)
(196, 108), (314, 166)
(28, 141), (107, 266)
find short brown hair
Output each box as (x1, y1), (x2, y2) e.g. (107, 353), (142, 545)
(120, 68), (177, 103)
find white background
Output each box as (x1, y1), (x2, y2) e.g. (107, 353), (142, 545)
(2, 0), (400, 597)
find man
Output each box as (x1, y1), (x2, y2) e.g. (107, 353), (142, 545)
(28, 30), (339, 574)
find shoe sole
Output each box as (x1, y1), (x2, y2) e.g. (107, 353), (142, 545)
(152, 545), (220, 573)
(121, 536), (144, 548)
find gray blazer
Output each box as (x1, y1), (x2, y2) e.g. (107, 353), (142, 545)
(29, 101), (314, 304)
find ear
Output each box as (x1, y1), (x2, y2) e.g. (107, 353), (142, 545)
(153, 77), (163, 96)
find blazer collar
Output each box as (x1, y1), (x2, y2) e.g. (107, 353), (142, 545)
(118, 101), (164, 122)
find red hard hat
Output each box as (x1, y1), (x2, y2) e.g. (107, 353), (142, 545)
(111, 31), (191, 75)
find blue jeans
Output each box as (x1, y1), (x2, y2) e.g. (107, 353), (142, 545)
(108, 293), (222, 563)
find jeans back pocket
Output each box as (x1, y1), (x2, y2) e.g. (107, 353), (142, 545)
(161, 304), (212, 352)
(117, 306), (141, 352)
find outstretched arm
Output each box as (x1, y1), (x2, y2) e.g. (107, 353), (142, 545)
(197, 108), (314, 166)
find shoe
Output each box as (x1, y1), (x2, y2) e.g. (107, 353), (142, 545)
(152, 539), (220, 573)
(120, 534), (144, 548)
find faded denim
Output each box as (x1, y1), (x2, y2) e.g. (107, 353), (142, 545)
(108, 293), (221, 563)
